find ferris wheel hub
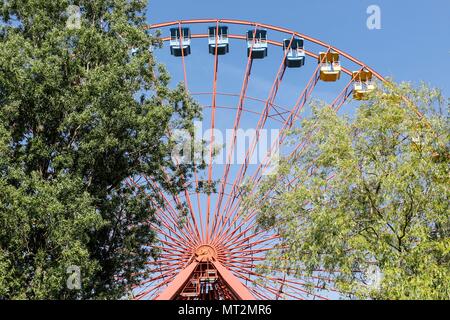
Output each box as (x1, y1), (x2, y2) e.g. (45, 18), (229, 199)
(194, 244), (218, 262)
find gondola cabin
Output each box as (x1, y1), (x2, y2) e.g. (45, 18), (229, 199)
(247, 29), (268, 59)
(208, 26), (229, 55)
(318, 51), (341, 82)
(352, 69), (375, 100)
(169, 27), (191, 57)
(283, 38), (305, 68)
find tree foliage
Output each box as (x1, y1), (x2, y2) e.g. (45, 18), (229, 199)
(0, 0), (200, 299)
(245, 83), (449, 299)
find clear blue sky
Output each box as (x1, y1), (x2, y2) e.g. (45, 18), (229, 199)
(147, 0), (450, 96)
(144, 0), (449, 231)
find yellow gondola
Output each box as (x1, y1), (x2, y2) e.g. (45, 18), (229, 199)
(318, 51), (341, 82)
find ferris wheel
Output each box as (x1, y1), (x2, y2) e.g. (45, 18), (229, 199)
(129, 18), (385, 300)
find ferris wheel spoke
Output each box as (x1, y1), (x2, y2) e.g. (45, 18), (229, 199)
(152, 223), (196, 253)
(142, 175), (201, 245)
(249, 287), (271, 300)
(214, 57), (326, 240)
(156, 238), (190, 253)
(210, 32), (255, 242)
(232, 270), (306, 300)
(228, 262), (340, 285)
(145, 259), (186, 266)
(127, 178), (196, 248)
(125, 193), (190, 249)
(226, 231), (279, 253)
(232, 267), (328, 300)
(134, 267), (179, 283)
(133, 273), (178, 300)
(158, 167), (202, 244)
(205, 21), (221, 244)
(128, 176), (180, 227)
(177, 22), (189, 90)
(152, 246), (190, 258)
(154, 242), (190, 255)
(250, 56), (325, 180)
(134, 267), (180, 288)
(192, 91), (291, 115)
(247, 270), (330, 300)
(215, 32), (289, 222)
(193, 169), (204, 241)
(214, 36), (296, 242)
(286, 66), (366, 163)
(165, 26), (206, 244)
(331, 65), (367, 111)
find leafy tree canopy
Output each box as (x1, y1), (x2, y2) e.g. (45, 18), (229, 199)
(244, 83), (449, 299)
(0, 0), (200, 299)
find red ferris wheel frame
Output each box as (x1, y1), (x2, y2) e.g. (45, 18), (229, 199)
(129, 19), (388, 300)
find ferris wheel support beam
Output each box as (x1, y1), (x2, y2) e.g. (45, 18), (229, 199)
(211, 260), (256, 300)
(154, 260), (199, 300)
(153, 258), (255, 300)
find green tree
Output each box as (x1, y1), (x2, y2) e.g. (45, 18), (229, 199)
(0, 0), (200, 299)
(244, 83), (449, 299)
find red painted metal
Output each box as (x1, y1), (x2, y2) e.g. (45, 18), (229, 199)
(128, 18), (389, 300)
(155, 261), (199, 300)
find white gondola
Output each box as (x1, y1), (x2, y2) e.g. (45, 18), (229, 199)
(169, 27), (191, 57)
(352, 69), (375, 100)
(283, 38), (305, 68)
(208, 26), (229, 55)
(247, 29), (268, 59)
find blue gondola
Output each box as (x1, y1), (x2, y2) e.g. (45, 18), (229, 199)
(283, 38), (305, 68)
(170, 27), (191, 57)
(208, 26), (229, 55)
(247, 29), (268, 59)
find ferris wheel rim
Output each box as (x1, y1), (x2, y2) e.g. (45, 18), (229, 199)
(146, 18), (386, 82)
